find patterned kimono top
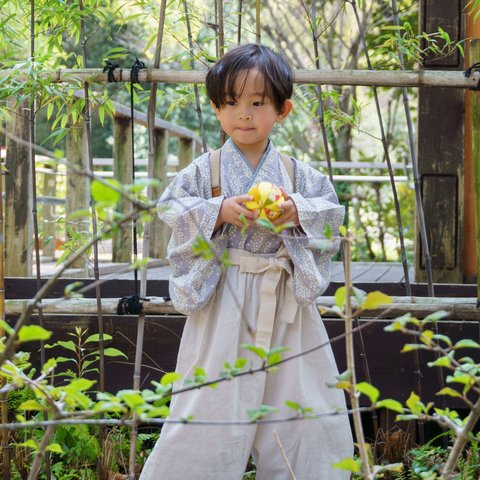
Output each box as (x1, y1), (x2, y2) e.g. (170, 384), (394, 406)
(157, 138), (345, 315)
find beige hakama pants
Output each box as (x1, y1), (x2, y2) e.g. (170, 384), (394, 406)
(140, 248), (353, 480)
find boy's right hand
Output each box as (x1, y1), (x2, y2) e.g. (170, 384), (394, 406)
(215, 195), (257, 230)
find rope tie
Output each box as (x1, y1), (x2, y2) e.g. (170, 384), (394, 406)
(464, 62), (480, 91)
(103, 60), (121, 82)
(117, 294), (150, 315)
(130, 58), (146, 83)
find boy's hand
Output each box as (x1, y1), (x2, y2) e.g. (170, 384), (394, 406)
(215, 195), (257, 230)
(272, 188), (300, 228)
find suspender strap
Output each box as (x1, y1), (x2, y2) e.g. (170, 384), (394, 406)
(210, 149), (221, 198)
(210, 149), (295, 197)
(280, 153), (295, 188)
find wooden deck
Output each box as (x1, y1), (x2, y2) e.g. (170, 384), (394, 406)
(36, 259), (413, 283)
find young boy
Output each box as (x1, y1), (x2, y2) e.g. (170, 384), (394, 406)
(140, 43), (353, 480)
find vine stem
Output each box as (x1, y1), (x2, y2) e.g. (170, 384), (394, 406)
(343, 233), (372, 479)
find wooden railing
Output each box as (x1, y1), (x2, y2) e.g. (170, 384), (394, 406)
(3, 100), (203, 276)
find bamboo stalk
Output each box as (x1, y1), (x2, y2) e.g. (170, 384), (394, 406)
(349, 0), (412, 297)
(391, 0), (428, 444)
(78, 2), (106, 476)
(308, 0), (378, 437)
(29, 1), (50, 477)
(255, 0), (261, 43)
(2, 68), (478, 88)
(6, 296), (480, 319)
(128, 1), (168, 477)
(0, 155), (8, 480)
(237, 0), (243, 45)
(343, 234), (372, 479)
(218, 0), (224, 57)
(183, 0), (207, 153)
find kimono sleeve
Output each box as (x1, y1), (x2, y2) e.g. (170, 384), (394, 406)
(284, 161), (345, 304)
(157, 155), (227, 315)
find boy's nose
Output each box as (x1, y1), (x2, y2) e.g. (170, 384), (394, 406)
(239, 111), (252, 120)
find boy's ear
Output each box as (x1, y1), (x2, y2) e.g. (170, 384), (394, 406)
(276, 99), (293, 124)
(210, 100), (220, 116)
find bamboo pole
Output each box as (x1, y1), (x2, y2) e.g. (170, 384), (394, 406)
(129, 0), (168, 476)
(6, 296), (480, 320)
(2, 68), (478, 88)
(255, 0), (261, 43)
(344, 234), (372, 479)
(349, 0), (412, 297)
(0, 163), (8, 480)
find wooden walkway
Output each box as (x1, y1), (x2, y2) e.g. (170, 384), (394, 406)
(36, 256), (413, 284)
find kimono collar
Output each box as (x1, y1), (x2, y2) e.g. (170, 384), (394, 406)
(223, 138), (272, 174)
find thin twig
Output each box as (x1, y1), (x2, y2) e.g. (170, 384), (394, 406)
(273, 430), (297, 480)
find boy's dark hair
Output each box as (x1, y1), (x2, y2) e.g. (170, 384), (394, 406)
(206, 43), (293, 113)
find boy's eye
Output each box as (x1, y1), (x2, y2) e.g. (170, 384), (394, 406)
(225, 100), (236, 106)
(253, 101), (263, 106)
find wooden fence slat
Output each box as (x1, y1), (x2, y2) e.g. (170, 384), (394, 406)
(65, 117), (89, 271)
(149, 129), (170, 259)
(112, 117), (133, 263)
(5, 101), (32, 276)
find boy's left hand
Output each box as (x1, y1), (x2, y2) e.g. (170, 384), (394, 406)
(271, 187), (299, 228)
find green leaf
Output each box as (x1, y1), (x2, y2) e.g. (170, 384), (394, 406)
(406, 391), (422, 414)
(401, 344), (429, 353)
(146, 406), (170, 418)
(247, 404), (279, 421)
(334, 286), (346, 309)
(103, 347), (128, 359)
(422, 310), (449, 323)
(160, 372), (182, 386)
(0, 319), (13, 336)
(356, 382), (380, 403)
(19, 439), (39, 451)
(19, 399), (45, 411)
(91, 179), (121, 203)
(427, 353), (453, 368)
(324, 223), (332, 239)
(18, 325), (52, 343)
(332, 457), (360, 473)
(234, 358), (248, 369)
(46, 443), (64, 454)
(376, 399), (404, 414)
(454, 339), (480, 349)
(361, 291), (392, 310)
(41, 358), (57, 374)
(241, 344), (267, 359)
(85, 333), (113, 343)
(436, 387), (463, 399)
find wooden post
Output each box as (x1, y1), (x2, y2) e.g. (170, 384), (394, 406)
(5, 100), (33, 276)
(178, 137), (193, 171)
(415, 0), (466, 283)
(41, 164), (57, 259)
(463, 5), (480, 282)
(470, 40), (480, 299)
(149, 128), (170, 259)
(65, 118), (90, 271)
(112, 116), (133, 263)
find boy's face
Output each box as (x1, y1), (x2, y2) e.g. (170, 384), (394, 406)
(210, 69), (292, 155)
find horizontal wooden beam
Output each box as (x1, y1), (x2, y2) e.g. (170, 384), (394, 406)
(2, 68), (479, 88)
(6, 296), (480, 320)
